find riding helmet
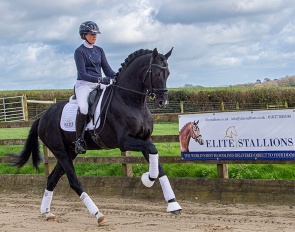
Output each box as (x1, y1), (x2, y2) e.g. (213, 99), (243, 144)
(79, 21), (101, 39)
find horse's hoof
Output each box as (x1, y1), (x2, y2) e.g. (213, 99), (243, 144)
(45, 212), (56, 221)
(141, 172), (155, 188)
(96, 212), (107, 226)
(170, 209), (182, 215)
(167, 202), (182, 215)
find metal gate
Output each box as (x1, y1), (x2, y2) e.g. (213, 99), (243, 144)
(0, 96), (25, 122)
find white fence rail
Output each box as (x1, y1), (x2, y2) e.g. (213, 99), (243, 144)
(0, 96), (25, 122)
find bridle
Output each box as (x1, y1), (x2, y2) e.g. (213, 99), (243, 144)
(192, 123), (202, 142)
(143, 57), (169, 99)
(114, 56), (169, 100)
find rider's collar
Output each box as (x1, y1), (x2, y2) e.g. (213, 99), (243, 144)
(83, 41), (93, 48)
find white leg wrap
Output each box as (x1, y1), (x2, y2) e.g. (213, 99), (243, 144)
(167, 201), (182, 212)
(80, 192), (99, 216)
(40, 189), (53, 214)
(149, 154), (159, 179)
(159, 175), (175, 202)
(141, 172), (155, 187)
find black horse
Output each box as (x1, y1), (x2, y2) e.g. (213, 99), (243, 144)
(8, 48), (182, 225)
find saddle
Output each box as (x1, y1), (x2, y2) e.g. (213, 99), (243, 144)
(73, 86), (103, 124)
(88, 87), (103, 123)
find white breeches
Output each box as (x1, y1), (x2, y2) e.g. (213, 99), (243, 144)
(75, 80), (99, 114)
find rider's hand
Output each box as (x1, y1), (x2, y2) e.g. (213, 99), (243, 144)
(98, 77), (102, 83)
(100, 83), (107, 90)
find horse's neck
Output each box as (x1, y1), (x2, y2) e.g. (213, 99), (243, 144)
(184, 126), (192, 142)
(116, 68), (148, 104)
(180, 124), (192, 151)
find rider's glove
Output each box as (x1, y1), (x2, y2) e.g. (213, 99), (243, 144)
(100, 83), (107, 90)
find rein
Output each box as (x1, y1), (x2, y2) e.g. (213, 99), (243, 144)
(90, 84), (115, 141)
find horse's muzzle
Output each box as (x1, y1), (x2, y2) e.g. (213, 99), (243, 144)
(153, 92), (168, 108)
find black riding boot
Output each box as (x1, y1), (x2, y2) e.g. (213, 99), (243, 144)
(75, 111), (87, 154)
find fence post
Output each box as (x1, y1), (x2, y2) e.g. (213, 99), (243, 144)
(236, 102), (239, 110)
(217, 164), (228, 178)
(23, 94), (29, 121)
(180, 101), (184, 113)
(284, 101), (288, 108)
(43, 145), (54, 176)
(221, 102), (225, 111)
(121, 151), (133, 177)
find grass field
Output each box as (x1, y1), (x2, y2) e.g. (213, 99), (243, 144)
(1, 123), (295, 180)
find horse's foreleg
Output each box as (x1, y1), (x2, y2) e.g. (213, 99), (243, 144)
(125, 138), (182, 214)
(142, 162), (182, 214)
(140, 150), (182, 214)
(141, 153), (159, 187)
(158, 164), (182, 214)
(123, 137), (159, 187)
(149, 154), (159, 178)
(159, 175), (182, 215)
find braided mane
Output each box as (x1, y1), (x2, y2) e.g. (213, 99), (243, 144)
(118, 49), (152, 73)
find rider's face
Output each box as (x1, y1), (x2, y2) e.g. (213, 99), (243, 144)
(85, 33), (97, 45)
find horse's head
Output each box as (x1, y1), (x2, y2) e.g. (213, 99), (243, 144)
(191, 120), (204, 145)
(144, 48), (173, 108)
(116, 48), (173, 108)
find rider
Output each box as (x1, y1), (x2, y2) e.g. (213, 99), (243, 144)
(74, 21), (116, 154)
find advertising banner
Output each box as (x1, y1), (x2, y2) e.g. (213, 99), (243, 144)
(179, 110), (295, 160)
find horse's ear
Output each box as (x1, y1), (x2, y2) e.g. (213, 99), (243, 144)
(152, 48), (158, 59)
(164, 47), (173, 60)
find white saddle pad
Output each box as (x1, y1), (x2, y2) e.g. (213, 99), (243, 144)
(60, 88), (106, 132)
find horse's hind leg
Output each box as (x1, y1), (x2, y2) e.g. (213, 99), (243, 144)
(53, 151), (106, 225)
(40, 161), (65, 220)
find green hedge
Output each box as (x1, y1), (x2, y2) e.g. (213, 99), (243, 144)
(2, 87), (295, 106)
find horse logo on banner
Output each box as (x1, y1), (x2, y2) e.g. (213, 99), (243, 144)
(179, 120), (204, 152)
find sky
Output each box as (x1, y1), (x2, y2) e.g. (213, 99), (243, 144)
(1, 0), (295, 90)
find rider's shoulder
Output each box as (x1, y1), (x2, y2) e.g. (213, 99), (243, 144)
(74, 44), (85, 53)
(93, 45), (103, 52)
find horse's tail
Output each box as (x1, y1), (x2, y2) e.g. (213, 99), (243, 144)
(7, 118), (43, 172)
